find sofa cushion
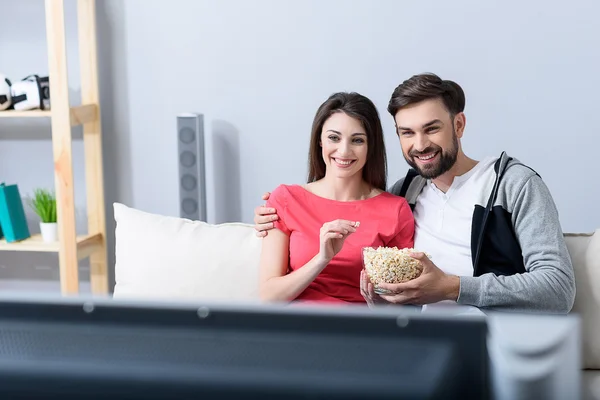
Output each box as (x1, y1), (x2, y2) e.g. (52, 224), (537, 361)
(565, 230), (600, 370)
(113, 203), (262, 302)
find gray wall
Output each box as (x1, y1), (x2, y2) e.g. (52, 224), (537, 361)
(1, 0), (599, 289)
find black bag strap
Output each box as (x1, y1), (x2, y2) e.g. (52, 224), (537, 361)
(12, 94), (26, 103)
(1, 77), (11, 104)
(22, 74), (40, 82)
(399, 168), (419, 197)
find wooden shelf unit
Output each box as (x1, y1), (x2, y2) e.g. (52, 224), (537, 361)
(0, 110), (51, 118)
(0, 0), (108, 295)
(0, 104), (98, 126)
(0, 233), (103, 259)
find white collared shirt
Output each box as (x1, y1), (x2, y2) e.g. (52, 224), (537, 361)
(412, 157), (497, 277)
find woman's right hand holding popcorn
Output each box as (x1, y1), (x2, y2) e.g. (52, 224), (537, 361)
(319, 219), (359, 263)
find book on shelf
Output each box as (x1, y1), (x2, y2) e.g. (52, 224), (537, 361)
(0, 183), (31, 242)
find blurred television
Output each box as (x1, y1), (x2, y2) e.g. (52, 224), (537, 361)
(0, 296), (490, 399)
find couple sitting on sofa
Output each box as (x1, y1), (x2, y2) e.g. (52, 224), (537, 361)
(254, 72), (576, 314)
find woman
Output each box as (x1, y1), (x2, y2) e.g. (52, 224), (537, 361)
(259, 92), (414, 303)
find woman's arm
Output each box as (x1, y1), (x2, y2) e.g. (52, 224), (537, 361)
(259, 220), (358, 302)
(258, 229), (328, 302)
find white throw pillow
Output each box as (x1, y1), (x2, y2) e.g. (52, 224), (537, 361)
(113, 203), (263, 303)
(565, 230), (600, 369)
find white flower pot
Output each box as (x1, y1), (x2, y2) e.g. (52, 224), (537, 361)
(40, 222), (58, 243)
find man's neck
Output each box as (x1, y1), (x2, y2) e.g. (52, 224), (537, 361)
(430, 153), (479, 193)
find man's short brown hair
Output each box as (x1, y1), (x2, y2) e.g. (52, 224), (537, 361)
(387, 73), (466, 119)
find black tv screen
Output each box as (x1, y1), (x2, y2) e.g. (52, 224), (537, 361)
(0, 297), (489, 399)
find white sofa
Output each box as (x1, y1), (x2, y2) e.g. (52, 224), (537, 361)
(112, 203), (600, 399)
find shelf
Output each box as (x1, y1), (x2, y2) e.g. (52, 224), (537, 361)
(0, 104), (98, 127)
(1, 0), (109, 295)
(0, 232), (103, 261)
(0, 110), (51, 118)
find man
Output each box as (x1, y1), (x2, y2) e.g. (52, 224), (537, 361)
(253, 73), (576, 314)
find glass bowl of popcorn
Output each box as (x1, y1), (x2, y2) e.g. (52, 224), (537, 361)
(362, 247), (425, 295)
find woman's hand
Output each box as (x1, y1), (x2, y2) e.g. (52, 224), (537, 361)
(319, 219), (359, 263)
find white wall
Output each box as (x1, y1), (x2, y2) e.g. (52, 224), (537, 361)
(116, 0), (600, 232)
(1, 0), (599, 287)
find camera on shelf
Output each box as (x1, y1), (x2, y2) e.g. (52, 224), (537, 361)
(0, 73), (51, 111)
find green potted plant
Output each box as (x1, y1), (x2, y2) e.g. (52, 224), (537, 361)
(28, 188), (57, 242)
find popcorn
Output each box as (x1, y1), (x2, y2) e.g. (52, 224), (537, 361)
(362, 247), (427, 284)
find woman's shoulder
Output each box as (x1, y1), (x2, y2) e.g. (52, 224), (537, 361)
(372, 190), (409, 205)
(271, 183), (304, 198)
(268, 184), (307, 207)
(369, 191), (412, 217)
(369, 192), (414, 236)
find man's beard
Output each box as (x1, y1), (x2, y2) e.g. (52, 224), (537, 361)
(403, 130), (459, 179)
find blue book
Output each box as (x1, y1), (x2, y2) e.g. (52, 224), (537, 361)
(0, 183), (31, 242)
